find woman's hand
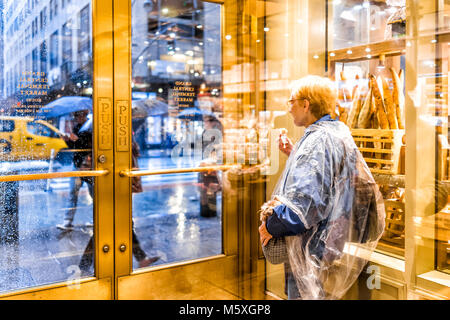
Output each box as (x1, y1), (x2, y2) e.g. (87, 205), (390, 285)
(278, 130), (293, 156)
(259, 221), (273, 247)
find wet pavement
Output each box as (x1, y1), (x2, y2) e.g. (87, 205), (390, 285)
(0, 154), (222, 294)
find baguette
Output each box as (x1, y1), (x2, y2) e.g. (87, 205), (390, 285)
(357, 86), (373, 129)
(352, 74), (360, 100)
(370, 75), (389, 129)
(339, 70), (352, 102)
(381, 75), (398, 129)
(340, 109), (348, 124)
(347, 85), (362, 128)
(372, 96), (380, 129)
(372, 94), (383, 168)
(390, 67), (405, 129)
(337, 102), (348, 124)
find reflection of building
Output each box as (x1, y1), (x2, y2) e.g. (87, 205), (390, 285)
(132, 0), (221, 93)
(131, 0), (222, 151)
(1, 0), (92, 102)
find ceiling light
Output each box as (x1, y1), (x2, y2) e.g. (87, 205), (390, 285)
(377, 54), (386, 69)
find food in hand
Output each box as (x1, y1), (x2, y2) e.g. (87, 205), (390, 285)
(279, 128), (288, 148)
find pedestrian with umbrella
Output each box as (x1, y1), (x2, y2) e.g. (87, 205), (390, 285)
(199, 114), (223, 217)
(57, 109), (93, 231)
(36, 96), (92, 119)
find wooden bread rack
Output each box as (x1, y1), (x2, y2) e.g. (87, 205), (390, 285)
(351, 128), (404, 175)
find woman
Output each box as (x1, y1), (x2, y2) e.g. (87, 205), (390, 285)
(259, 75), (385, 300)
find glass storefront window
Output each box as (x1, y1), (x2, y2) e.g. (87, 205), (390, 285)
(0, 0), (95, 293)
(259, 0), (450, 299)
(410, 0), (450, 275)
(329, 0), (408, 258)
(329, 0), (450, 275)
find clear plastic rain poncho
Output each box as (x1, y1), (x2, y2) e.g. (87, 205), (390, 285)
(271, 119), (386, 300)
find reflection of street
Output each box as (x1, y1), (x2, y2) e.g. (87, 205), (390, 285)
(0, 154), (221, 292)
(134, 154), (222, 268)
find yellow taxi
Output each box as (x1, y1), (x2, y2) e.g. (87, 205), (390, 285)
(0, 116), (68, 161)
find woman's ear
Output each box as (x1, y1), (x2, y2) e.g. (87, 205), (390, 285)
(303, 99), (310, 110)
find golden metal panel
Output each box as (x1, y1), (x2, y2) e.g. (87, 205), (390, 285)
(92, 0), (115, 284)
(0, 278), (112, 300)
(98, 97), (113, 150)
(119, 165), (239, 177)
(116, 100), (130, 152)
(113, 0), (133, 292)
(0, 170), (108, 182)
(118, 256), (239, 300)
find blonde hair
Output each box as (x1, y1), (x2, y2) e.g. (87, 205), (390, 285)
(289, 75), (337, 119)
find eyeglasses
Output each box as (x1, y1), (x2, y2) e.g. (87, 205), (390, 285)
(286, 98), (303, 109)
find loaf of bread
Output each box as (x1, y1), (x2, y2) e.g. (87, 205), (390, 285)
(347, 84), (362, 128)
(381, 75), (398, 129)
(357, 85), (373, 129)
(352, 74), (360, 100)
(390, 67), (405, 129)
(370, 75), (389, 129)
(339, 104), (348, 124)
(338, 70), (352, 102)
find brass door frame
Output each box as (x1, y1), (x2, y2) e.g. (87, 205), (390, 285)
(0, 0), (115, 300)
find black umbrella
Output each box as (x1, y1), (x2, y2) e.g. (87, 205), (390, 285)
(177, 107), (216, 121)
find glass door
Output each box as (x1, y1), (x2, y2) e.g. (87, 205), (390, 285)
(114, 0), (247, 300)
(0, 0), (114, 299)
